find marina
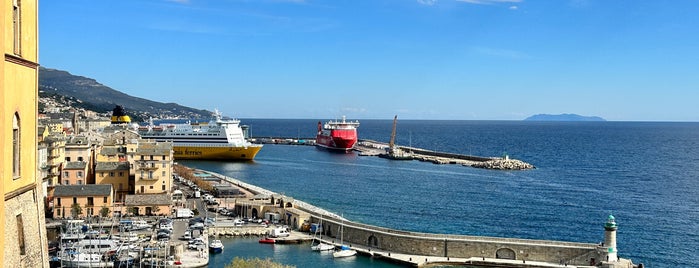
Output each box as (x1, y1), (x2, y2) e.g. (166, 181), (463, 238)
(47, 161), (635, 268)
(44, 120), (699, 267)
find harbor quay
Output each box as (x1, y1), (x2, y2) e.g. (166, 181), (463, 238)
(251, 137), (535, 170)
(202, 169), (639, 268)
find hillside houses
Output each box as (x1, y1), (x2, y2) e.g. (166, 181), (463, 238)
(39, 115), (174, 219)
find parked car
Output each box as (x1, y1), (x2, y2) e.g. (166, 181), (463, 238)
(157, 233), (171, 240)
(190, 222), (205, 230)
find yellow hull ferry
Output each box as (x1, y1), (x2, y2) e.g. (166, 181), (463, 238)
(138, 110), (262, 161)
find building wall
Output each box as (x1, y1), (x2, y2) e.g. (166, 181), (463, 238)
(64, 145), (91, 163)
(126, 204), (172, 216)
(54, 194), (114, 219)
(1, 0), (47, 266)
(135, 154), (173, 195)
(62, 166), (88, 185)
(4, 188), (48, 267)
(45, 138), (65, 186)
(95, 170), (130, 201)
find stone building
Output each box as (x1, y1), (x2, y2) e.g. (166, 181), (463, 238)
(53, 184), (114, 219)
(134, 141), (173, 195)
(95, 161), (131, 202)
(124, 194), (173, 217)
(61, 161), (88, 185)
(1, 0), (49, 266)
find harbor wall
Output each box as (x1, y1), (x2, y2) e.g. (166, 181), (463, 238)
(311, 214), (602, 266)
(206, 170), (605, 266)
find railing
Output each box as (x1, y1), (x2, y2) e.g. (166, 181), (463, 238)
(136, 164), (159, 171)
(139, 176), (162, 181)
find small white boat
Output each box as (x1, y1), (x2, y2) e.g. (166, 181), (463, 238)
(74, 239), (120, 254)
(127, 220), (151, 231)
(209, 239), (224, 253)
(333, 245), (357, 258)
(60, 251), (115, 268)
(312, 242), (335, 251)
(311, 215), (334, 251)
(332, 215), (357, 258)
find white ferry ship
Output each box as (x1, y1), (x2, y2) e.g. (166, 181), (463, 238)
(137, 110), (262, 160)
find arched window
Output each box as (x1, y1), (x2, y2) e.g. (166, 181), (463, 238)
(13, 112), (21, 178)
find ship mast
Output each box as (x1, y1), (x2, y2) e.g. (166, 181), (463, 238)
(389, 115), (397, 150)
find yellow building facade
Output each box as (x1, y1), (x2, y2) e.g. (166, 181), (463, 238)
(134, 141), (173, 195)
(1, 0), (49, 266)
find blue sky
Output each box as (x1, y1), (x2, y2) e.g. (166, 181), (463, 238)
(40, 0), (699, 121)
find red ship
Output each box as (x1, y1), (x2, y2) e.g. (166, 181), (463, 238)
(315, 116), (360, 151)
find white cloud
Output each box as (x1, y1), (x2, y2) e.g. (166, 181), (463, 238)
(509, 5), (518, 10)
(457, 0), (523, 5)
(417, 0), (438, 6)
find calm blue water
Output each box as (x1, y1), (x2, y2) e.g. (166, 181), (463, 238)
(181, 120), (699, 267)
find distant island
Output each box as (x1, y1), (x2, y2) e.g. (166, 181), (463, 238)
(524, 114), (606, 122)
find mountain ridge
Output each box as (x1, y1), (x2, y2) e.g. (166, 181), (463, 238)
(39, 67), (211, 122)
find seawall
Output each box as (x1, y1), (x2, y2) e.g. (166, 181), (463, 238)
(201, 169), (634, 267)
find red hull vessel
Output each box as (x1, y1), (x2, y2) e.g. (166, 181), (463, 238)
(315, 116), (359, 151)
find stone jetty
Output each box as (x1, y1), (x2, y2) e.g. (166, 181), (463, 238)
(355, 139), (535, 170)
(200, 169), (637, 268)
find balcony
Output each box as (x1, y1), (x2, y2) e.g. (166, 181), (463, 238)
(139, 176), (162, 181)
(136, 163), (159, 171)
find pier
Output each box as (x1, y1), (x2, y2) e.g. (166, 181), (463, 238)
(251, 137), (535, 170)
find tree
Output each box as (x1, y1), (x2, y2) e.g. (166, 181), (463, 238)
(71, 203), (83, 218)
(126, 206), (137, 216)
(100, 206), (111, 218)
(225, 257), (294, 268)
(151, 206), (161, 216)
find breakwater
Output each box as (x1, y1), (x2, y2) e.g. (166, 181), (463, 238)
(251, 137), (535, 170)
(356, 139), (535, 170)
(202, 169), (636, 268)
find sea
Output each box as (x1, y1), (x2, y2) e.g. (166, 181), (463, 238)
(176, 119), (699, 268)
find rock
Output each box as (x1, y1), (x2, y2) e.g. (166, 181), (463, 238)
(472, 158), (535, 170)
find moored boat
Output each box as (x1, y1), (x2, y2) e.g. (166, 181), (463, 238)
(332, 215), (357, 258)
(209, 239), (224, 253)
(311, 215), (334, 251)
(58, 250), (115, 268)
(315, 116), (359, 151)
(258, 237), (276, 244)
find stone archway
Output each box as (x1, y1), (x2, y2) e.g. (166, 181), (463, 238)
(367, 235), (379, 248)
(251, 208), (259, 219)
(496, 248), (516, 260)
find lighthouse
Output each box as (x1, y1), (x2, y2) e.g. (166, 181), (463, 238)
(603, 214), (618, 262)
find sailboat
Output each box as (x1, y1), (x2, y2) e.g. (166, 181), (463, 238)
(332, 215), (357, 258)
(311, 215), (334, 251)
